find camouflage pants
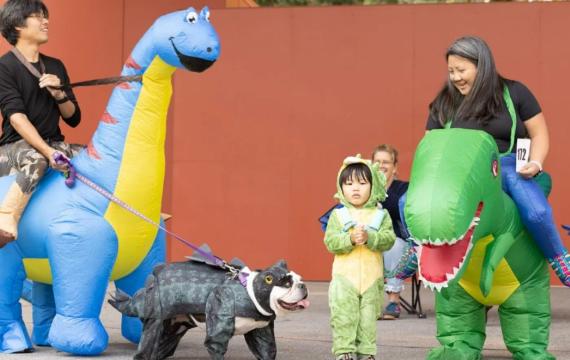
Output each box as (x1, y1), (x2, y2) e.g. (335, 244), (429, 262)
(0, 139), (84, 194)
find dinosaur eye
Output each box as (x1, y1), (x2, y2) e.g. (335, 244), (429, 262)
(186, 11), (198, 24)
(204, 10), (210, 22)
(491, 159), (498, 177)
(264, 275), (273, 284)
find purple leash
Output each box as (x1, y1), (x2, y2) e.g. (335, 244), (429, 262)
(54, 153), (247, 284)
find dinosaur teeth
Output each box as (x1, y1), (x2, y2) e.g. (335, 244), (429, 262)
(470, 217), (480, 228)
(418, 274), (450, 292)
(446, 265), (462, 282)
(419, 238), (429, 245)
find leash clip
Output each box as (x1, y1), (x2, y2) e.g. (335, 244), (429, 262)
(53, 152), (76, 188)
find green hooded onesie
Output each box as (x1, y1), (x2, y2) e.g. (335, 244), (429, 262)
(324, 155), (396, 357)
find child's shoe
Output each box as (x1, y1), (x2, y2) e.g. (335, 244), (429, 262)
(548, 251), (570, 287)
(357, 355), (376, 360)
(382, 302), (401, 320)
(335, 354), (354, 360)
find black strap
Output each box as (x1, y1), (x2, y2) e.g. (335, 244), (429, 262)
(63, 75), (142, 89)
(11, 47), (142, 89)
(11, 47), (45, 78)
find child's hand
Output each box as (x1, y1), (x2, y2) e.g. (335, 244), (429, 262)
(360, 228), (369, 244)
(351, 225), (367, 245)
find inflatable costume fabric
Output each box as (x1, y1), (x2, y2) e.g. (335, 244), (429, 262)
(0, 7), (219, 355)
(405, 129), (553, 360)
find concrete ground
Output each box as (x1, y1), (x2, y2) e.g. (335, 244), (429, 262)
(3, 283), (570, 359)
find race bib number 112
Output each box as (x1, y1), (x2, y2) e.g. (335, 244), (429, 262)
(516, 138), (531, 172)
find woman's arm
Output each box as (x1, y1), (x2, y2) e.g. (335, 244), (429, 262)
(519, 112), (549, 179)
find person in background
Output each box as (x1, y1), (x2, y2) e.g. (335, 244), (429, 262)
(372, 144), (410, 320)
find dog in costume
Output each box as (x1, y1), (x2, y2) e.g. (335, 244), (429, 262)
(109, 248), (309, 360)
(324, 155), (395, 360)
(405, 129), (554, 360)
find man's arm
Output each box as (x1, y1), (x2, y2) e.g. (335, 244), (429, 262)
(39, 73), (77, 121)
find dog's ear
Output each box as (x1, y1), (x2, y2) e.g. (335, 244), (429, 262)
(274, 259), (288, 270)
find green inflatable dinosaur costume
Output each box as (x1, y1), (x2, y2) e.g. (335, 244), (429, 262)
(405, 129), (554, 360)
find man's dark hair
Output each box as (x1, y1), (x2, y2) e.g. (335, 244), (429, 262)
(339, 163), (372, 188)
(0, 0), (49, 45)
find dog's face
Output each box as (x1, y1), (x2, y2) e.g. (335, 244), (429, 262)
(251, 260), (309, 317)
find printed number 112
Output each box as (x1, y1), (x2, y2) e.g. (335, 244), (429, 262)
(517, 148), (527, 161)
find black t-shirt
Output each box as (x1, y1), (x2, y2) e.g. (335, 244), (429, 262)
(0, 51), (81, 146)
(381, 179), (409, 239)
(426, 80), (541, 153)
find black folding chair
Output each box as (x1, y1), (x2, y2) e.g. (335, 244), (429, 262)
(399, 273), (426, 318)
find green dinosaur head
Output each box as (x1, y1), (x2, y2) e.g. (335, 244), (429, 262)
(405, 129), (504, 291)
(334, 154), (387, 209)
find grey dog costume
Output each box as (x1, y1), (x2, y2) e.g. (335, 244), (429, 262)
(109, 249), (309, 360)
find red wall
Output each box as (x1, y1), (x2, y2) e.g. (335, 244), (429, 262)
(169, 3), (570, 282)
(1, 2), (569, 282)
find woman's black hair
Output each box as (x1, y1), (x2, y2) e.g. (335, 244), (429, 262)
(429, 36), (505, 127)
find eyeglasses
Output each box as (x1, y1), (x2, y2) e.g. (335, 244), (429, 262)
(375, 160), (394, 166)
(28, 13), (48, 21)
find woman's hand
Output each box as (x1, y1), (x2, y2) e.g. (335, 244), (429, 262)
(522, 113), (548, 179)
(518, 161), (541, 179)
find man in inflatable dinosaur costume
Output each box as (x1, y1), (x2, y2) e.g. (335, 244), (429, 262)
(405, 129), (554, 360)
(0, 6), (220, 356)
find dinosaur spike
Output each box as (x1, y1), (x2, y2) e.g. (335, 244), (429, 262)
(101, 111), (118, 125)
(87, 141), (101, 160)
(125, 55), (142, 70)
(117, 82), (132, 90)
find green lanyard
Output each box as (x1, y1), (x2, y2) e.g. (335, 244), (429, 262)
(445, 85), (517, 157)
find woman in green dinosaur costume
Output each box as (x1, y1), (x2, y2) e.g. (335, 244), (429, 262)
(324, 155), (395, 360)
(426, 36), (570, 286)
(406, 129), (554, 360)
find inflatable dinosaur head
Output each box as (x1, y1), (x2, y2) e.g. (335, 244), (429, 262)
(405, 129), (504, 291)
(150, 7), (220, 72)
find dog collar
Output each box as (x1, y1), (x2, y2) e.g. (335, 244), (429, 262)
(246, 271), (273, 317)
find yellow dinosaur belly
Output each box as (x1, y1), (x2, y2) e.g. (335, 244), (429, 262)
(459, 235), (520, 305)
(23, 57), (175, 283)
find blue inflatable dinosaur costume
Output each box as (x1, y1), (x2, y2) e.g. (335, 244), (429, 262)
(0, 7), (219, 355)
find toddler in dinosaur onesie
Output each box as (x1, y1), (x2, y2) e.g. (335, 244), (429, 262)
(324, 155), (396, 360)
